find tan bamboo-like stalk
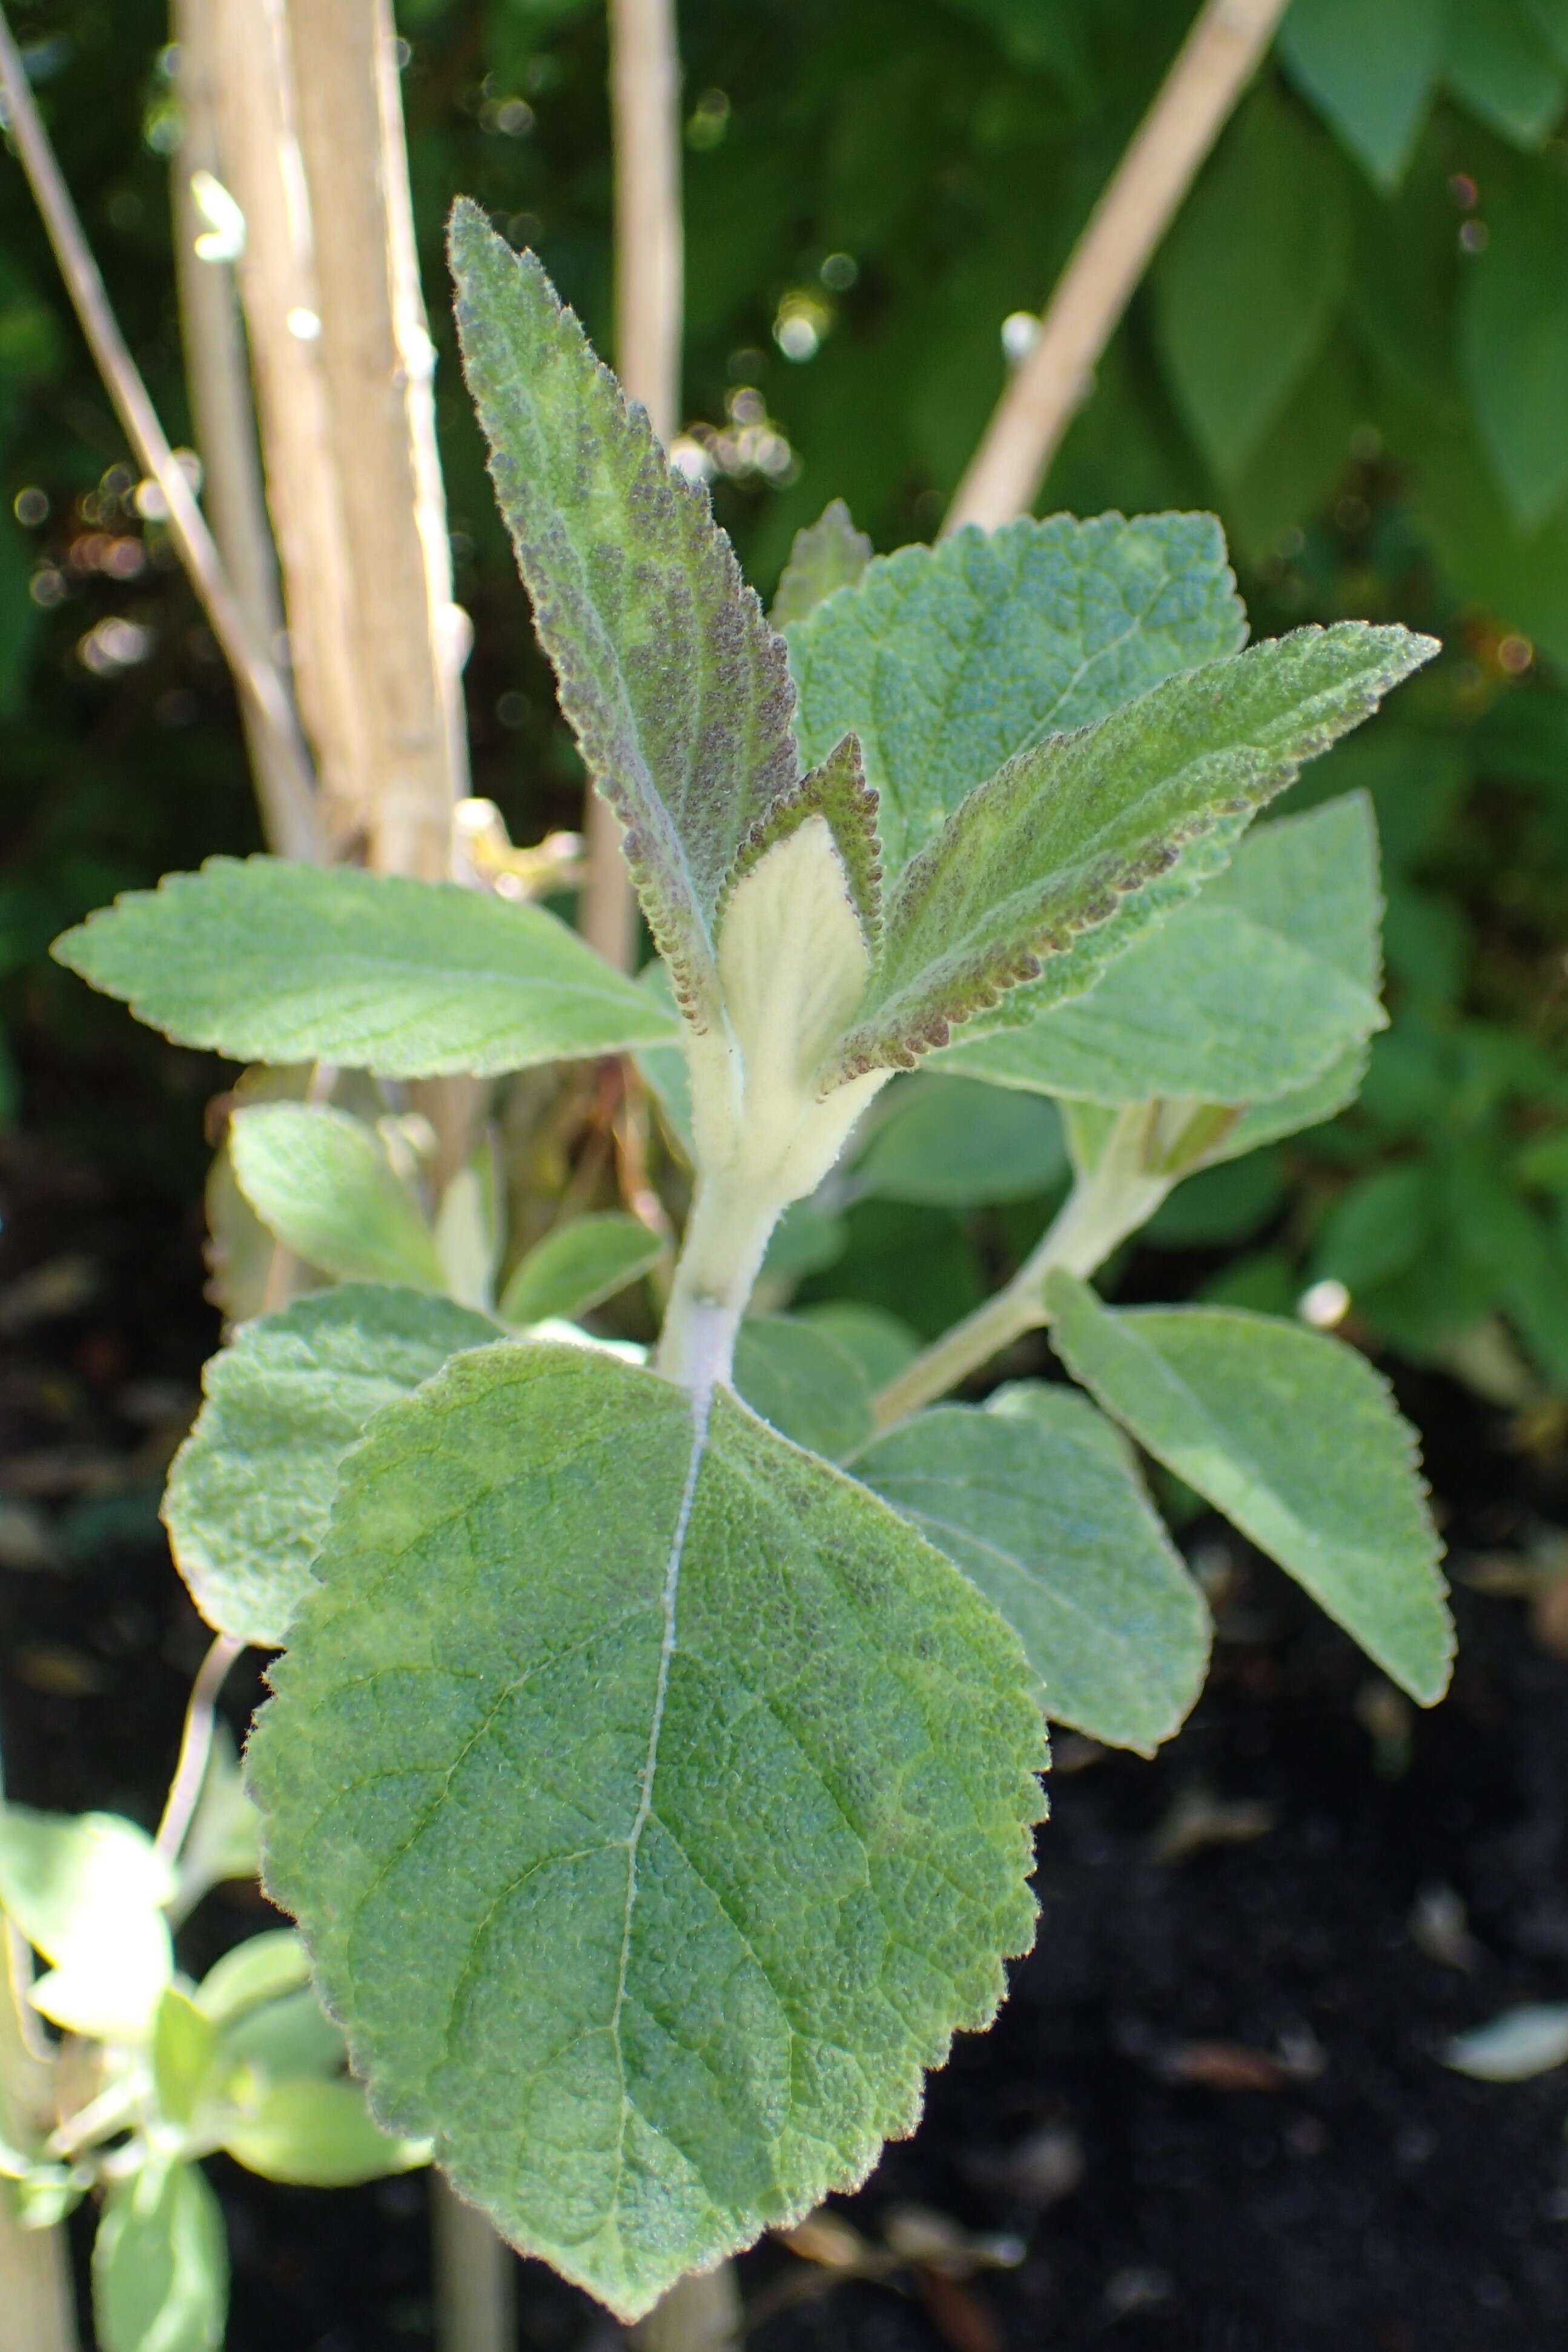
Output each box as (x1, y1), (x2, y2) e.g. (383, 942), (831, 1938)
(944, 0), (1291, 532)
(171, 0), (306, 856)
(204, 0), (374, 850)
(0, 0), (320, 861)
(586, 0), (685, 973)
(279, 0), (468, 878)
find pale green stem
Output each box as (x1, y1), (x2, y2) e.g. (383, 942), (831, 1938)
(871, 1103), (1173, 1429)
(653, 1174), (786, 1394)
(0, 1884), (78, 2352)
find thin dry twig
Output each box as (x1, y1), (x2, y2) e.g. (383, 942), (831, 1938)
(154, 1631), (245, 1865)
(0, 0), (321, 856)
(944, 0), (1291, 533)
(587, 0), (685, 973)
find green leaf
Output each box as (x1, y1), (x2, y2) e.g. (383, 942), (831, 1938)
(1444, 0), (1566, 145)
(499, 1212), (664, 1327)
(1460, 155), (1568, 529)
(1044, 1273), (1453, 1704)
(250, 1341), (1044, 2320)
(730, 1314), (875, 1459)
(858, 1383), (1209, 1754)
(1154, 85), (1352, 478)
(632, 959), (695, 1162)
(449, 202), (796, 1022)
(227, 1105), (443, 1290)
(218, 1987), (347, 2082)
(830, 626), (1432, 1080)
(787, 510), (1245, 880)
(91, 2159), (227, 2352)
(796, 1304), (919, 1391)
(219, 2078), (429, 2187)
(196, 1930), (311, 2027)
(770, 498), (873, 625)
(165, 1284), (501, 1648)
(852, 1078), (1067, 1204)
(940, 796), (1386, 1104)
(51, 858), (674, 1077)
(151, 1990), (222, 2128)
(1279, 0), (1444, 187)
(0, 1807), (173, 2041)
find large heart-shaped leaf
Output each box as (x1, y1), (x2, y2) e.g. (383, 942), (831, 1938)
(251, 1342), (1045, 2319)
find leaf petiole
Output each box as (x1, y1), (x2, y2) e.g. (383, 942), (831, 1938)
(870, 1102), (1174, 1428)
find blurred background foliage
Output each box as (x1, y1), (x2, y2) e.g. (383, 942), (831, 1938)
(2, 0), (1567, 1405)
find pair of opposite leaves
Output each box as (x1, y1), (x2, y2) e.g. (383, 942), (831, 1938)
(61, 201), (1443, 2319)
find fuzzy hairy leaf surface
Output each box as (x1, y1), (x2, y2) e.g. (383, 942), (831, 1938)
(165, 1285), (500, 1648)
(251, 1342), (1044, 2319)
(858, 1384), (1209, 1755)
(831, 625), (1433, 1078)
(51, 858), (676, 1077)
(450, 202), (797, 1019)
(938, 795), (1385, 1104)
(1186, 793), (1386, 1161)
(787, 511), (1245, 881)
(1045, 1274), (1452, 1704)
(770, 499), (873, 626)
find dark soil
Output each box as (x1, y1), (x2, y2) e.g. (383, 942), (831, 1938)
(2, 1118), (1566, 2352)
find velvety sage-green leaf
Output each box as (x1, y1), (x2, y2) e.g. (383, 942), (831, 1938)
(859, 1384), (1209, 1753)
(786, 511), (1244, 881)
(1444, 1), (1564, 147)
(250, 1342), (1044, 2320)
(718, 730), (882, 949)
(219, 1986), (348, 2081)
(830, 625), (1433, 1080)
(228, 1105), (443, 1291)
(939, 796), (1385, 1105)
(1154, 86), (1352, 479)
(499, 1213), (664, 1327)
(449, 202), (796, 1022)
(51, 858), (674, 1076)
(1279, 0), (1444, 188)
(1044, 1274), (1452, 1704)
(770, 498), (873, 625)
(1182, 793), (1384, 1162)
(220, 2078), (429, 2187)
(0, 1806), (173, 2041)
(195, 1929), (312, 2027)
(796, 1304), (919, 1391)
(92, 2160), (227, 2352)
(852, 1078), (1067, 1204)
(164, 1284), (500, 1648)
(730, 1314), (875, 1460)
(1459, 156), (1568, 530)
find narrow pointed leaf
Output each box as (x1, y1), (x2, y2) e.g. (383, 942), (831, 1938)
(1044, 1273), (1453, 1704)
(787, 511), (1245, 881)
(93, 2161), (227, 2352)
(165, 1284), (501, 1648)
(858, 1384), (1209, 1755)
(449, 202), (797, 1019)
(498, 1212), (663, 1327)
(228, 1105), (444, 1290)
(770, 498), (873, 625)
(250, 1342), (1044, 2321)
(719, 731), (882, 949)
(51, 858), (675, 1076)
(939, 797), (1386, 1105)
(1280, 0), (1445, 188)
(831, 625), (1433, 1078)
